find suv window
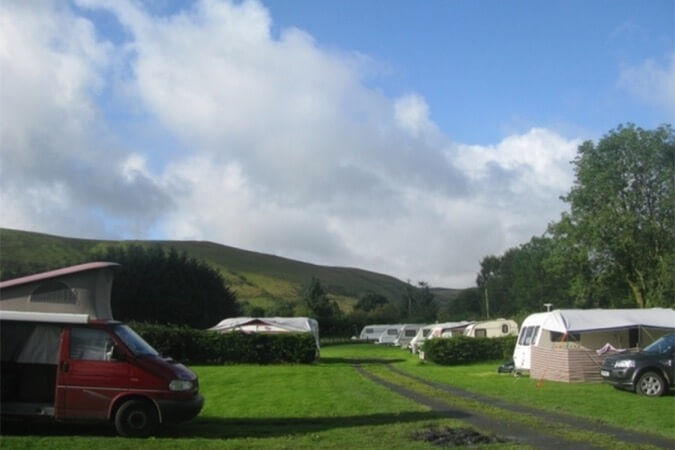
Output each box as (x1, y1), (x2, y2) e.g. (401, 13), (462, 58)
(643, 335), (675, 354)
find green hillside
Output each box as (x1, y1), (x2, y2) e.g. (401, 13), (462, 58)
(0, 228), (460, 311)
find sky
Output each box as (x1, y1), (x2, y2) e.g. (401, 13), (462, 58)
(1, 0), (673, 288)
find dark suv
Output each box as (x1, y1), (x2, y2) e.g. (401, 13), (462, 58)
(600, 334), (674, 397)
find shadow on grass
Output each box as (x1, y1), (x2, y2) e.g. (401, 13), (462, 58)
(1, 410), (462, 440)
(319, 357), (405, 365)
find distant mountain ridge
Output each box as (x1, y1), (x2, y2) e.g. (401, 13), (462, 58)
(0, 228), (461, 311)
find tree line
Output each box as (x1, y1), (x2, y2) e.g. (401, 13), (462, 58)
(458, 123), (674, 320)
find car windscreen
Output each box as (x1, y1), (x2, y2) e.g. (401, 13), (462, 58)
(114, 324), (159, 357)
(643, 335), (675, 354)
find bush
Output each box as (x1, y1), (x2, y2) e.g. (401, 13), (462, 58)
(130, 322), (317, 365)
(423, 335), (517, 365)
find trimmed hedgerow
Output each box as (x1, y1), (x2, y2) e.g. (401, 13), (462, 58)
(130, 322), (317, 365)
(423, 335), (517, 365)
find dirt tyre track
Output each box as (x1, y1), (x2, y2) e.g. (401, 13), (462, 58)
(354, 363), (675, 449)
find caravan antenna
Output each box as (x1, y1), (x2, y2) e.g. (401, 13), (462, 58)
(544, 303), (553, 312)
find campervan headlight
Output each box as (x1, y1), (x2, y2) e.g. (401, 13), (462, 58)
(169, 379), (194, 391)
(613, 359), (635, 369)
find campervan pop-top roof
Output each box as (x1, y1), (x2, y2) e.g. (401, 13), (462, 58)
(0, 262), (119, 321)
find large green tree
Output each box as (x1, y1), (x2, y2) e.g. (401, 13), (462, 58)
(552, 124), (674, 308)
(91, 245), (239, 328)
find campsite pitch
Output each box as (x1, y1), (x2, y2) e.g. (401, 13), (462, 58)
(1, 343), (673, 449)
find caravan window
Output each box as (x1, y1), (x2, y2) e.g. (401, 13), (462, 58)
(365, 328), (374, 334)
(519, 326), (539, 346)
(518, 326), (531, 345)
(502, 324), (509, 334)
(474, 329), (487, 338)
(387, 329), (399, 335)
(405, 330), (417, 337)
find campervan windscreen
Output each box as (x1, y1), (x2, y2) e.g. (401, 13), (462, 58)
(114, 324), (159, 357)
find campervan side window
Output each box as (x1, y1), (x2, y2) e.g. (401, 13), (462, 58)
(70, 328), (115, 361)
(30, 281), (76, 305)
(475, 329), (487, 338)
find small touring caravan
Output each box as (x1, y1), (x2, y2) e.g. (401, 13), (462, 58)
(377, 325), (405, 345)
(462, 319), (518, 338)
(393, 324), (426, 348)
(358, 324), (393, 342)
(409, 324), (435, 353)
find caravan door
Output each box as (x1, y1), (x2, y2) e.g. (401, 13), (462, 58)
(55, 325), (132, 420)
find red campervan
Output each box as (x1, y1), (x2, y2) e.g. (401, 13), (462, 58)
(0, 262), (204, 437)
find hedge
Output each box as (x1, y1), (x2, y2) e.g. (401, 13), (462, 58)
(423, 335), (517, 365)
(130, 322), (318, 365)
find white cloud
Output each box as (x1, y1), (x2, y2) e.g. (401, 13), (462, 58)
(618, 54), (675, 111)
(0, 0), (171, 238)
(394, 94), (435, 138)
(1, 0), (582, 287)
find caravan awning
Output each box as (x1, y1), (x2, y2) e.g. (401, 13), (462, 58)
(543, 308), (675, 334)
(210, 317), (316, 334)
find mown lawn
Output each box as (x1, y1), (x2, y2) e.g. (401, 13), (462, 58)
(1, 342), (673, 449)
(1, 347), (471, 449)
(325, 343), (675, 438)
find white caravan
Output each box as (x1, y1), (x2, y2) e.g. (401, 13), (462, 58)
(512, 312), (547, 371)
(432, 321), (473, 339)
(377, 325), (405, 345)
(417, 321), (472, 359)
(393, 324), (426, 348)
(358, 324), (393, 342)
(462, 319), (518, 338)
(512, 308), (675, 373)
(409, 324), (435, 353)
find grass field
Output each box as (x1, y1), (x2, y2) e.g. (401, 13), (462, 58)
(1, 343), (673, 449)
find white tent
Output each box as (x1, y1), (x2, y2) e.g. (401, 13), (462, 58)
(514, 308), (675, 382)
(210, 317), (320, 351)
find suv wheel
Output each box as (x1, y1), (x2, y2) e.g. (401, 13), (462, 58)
(636, 371), (666, 397)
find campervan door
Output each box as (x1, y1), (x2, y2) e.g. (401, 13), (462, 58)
(513, 313), (546, 371)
